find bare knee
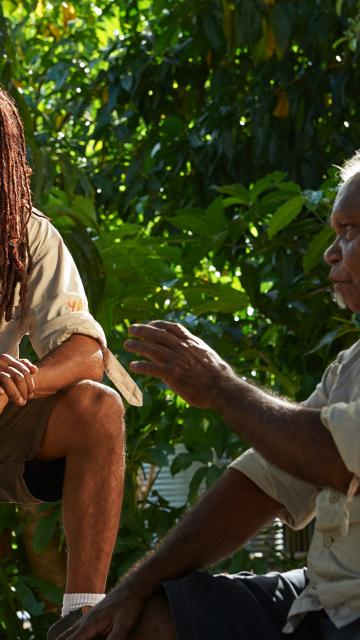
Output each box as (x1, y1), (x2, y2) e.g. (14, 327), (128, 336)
(67, 380), (125, 442)
(66, 380), (125, 419)
(129, 591), (176, 640)
(40, 380), (125, 459)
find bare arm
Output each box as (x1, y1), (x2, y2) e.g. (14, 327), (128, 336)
(0, 334), (103, 411)
(124, 469), (281, 584)
(59, 469), (282, 640)
(32, 334), (104, 397)
(124, 321), (353, 494)
(212, 374), (351, 492)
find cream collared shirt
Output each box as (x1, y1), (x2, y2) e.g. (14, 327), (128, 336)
(230, 339), (360, 631)
(0, 210), (142, 406)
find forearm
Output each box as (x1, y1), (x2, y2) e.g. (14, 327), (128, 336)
(32, 334), (104, 396)
(213, 373), (352, 493)
(117, 469), (281, 601)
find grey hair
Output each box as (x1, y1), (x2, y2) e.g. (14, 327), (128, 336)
(338, 150), (360, 186)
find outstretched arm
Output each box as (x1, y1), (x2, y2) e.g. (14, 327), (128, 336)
(124, 321), (353, 494)
(59, 469), (282, 640)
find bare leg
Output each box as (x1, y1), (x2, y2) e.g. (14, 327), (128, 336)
(36, 380), (125, 593)
(128, 591), (176, 640)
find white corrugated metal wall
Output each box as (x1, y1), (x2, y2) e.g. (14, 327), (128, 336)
(143, 445), (286, 561)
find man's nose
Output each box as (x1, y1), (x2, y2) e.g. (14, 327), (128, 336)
(323, 237), (342, 265)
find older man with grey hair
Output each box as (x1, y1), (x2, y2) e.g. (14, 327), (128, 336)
(61, 154), (360, 640)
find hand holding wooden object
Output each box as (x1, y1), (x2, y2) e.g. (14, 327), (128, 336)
(0, 355), (37, 412)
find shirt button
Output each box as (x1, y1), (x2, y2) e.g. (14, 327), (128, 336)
(329, 492), (340, 504)
(324, 535), (334, 548)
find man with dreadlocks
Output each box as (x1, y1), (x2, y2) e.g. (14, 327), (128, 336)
(0, 88), (142, 640)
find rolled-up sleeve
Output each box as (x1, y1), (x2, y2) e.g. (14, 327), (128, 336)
(302, 356), (344, 410)
(229, 449), (318, 530)
(25, 227), (106, 359)
(321, 402), (360, 477)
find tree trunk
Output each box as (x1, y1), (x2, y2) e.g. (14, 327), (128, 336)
(18, 504), (66, 611)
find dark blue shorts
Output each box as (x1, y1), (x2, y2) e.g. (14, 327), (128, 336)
(163, 569), (360, 639)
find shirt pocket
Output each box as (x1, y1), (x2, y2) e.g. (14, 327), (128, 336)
(315, 489), (350, 539)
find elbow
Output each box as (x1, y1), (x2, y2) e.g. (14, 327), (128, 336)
(79, 342), (105, 382)
(317, 463), (355, 495)
(330, 471), (355, 495)
(90, 368), (104, 383)
(89, 350), (105, 382)
(75, 335), (105, 381)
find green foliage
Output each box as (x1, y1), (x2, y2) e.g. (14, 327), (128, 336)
(0, 0), (360, 636)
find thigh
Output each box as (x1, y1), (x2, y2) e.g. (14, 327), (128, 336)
(163, 569), (314, 640)
(129, 591), (176, 640)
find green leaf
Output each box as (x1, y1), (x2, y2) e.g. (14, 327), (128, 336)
(170, 452), (194, 475)
(270, 2), (294, 54)
(188, 466), (207, 500)
(222, 196), (245, 207)
(161, 116), (186, 138)
(169, 209), (208, 235)
(303, 226), (334, 273)
(15, 581), (43, 616)
(193, 292), (248, 315)
(335, 0), (343, 15)
(184, 283), (248, 316)
(240, 262), (261, 308)
(214, 183), (249, 204)
(235, 0), (262, 45)
(24, 576), (62, 606)
(267, 195), (304, 239)
(250, 172), (287, 202)
(277, 181), (301, 194)
(120, 296), (157, 316)
(72, 195), (98, 226)
(206, 196), (226, 234)
(205, 465), (223, 488)
(202, 13), (223, 50)
(144, 447), (169, 467)
(111, 223), (142, 238)
(2, 0), (17, 18)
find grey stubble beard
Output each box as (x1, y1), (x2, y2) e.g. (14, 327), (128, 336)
(332, 289), (347, 309)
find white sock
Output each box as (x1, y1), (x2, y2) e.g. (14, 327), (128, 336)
(62, 593), (106, 617)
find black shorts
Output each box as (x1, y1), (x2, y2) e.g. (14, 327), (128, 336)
(0, 393), (67, 503)
(163, 569), (360, 639)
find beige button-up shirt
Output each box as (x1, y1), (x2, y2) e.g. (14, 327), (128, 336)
(0, 210), (142, 406)
(230, 339), (360, 631)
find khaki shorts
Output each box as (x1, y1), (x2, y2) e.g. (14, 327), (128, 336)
(0, 392), (66, 504)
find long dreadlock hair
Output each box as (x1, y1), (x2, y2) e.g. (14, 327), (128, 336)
(0, 88), (33, 323)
